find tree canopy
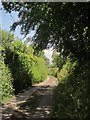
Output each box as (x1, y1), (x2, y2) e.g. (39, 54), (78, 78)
(1, 4), (90, 118)
(2, 2), (89, 60)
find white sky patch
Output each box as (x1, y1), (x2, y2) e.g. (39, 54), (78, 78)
(44, 47), (53, 64)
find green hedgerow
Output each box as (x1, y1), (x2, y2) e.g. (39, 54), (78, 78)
(0, 59), (14, 103)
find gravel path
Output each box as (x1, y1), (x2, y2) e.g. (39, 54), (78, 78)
(2, 76), (58, 120)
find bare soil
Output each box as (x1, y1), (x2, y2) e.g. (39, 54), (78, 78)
(1, 76), (58, 120)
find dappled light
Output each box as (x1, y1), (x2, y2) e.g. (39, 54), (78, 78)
(1, 2), (89, 119)
(2, 77), (58, 120)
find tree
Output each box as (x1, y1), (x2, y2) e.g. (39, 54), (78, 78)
(2, 2), (89, 61)
(1, 28), (14, 49)
(52, 53), (66, 70)
(1, 3), (90, 118)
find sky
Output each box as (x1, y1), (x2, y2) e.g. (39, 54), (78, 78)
(44, 47), (53, 64)
(0, 3), (35, 41)
(0, 3), (53, 64)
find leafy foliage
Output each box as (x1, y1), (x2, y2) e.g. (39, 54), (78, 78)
(1, 29), (47, 97)
(48, 51), (66, 77)
(0, 58), (14, 103)
(4, 40), (47, 93)
(2, 3), (89, 60)
(52, 53), (66, 71)
(1, 3), (90, 118)
(57, 58), (77, 82)
(1, 29), (14, 49)
(47, 67), (58, 77)
(53, 58), (89, 119)
(31, 56), (47, 83)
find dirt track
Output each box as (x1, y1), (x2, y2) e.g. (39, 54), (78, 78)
(2, 76), (58, 120)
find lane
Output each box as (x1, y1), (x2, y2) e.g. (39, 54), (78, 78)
(2, 76), (58, 120)
(32, 86), (53, 119)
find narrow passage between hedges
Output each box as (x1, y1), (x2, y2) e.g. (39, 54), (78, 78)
(2, 76), (58, 120)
